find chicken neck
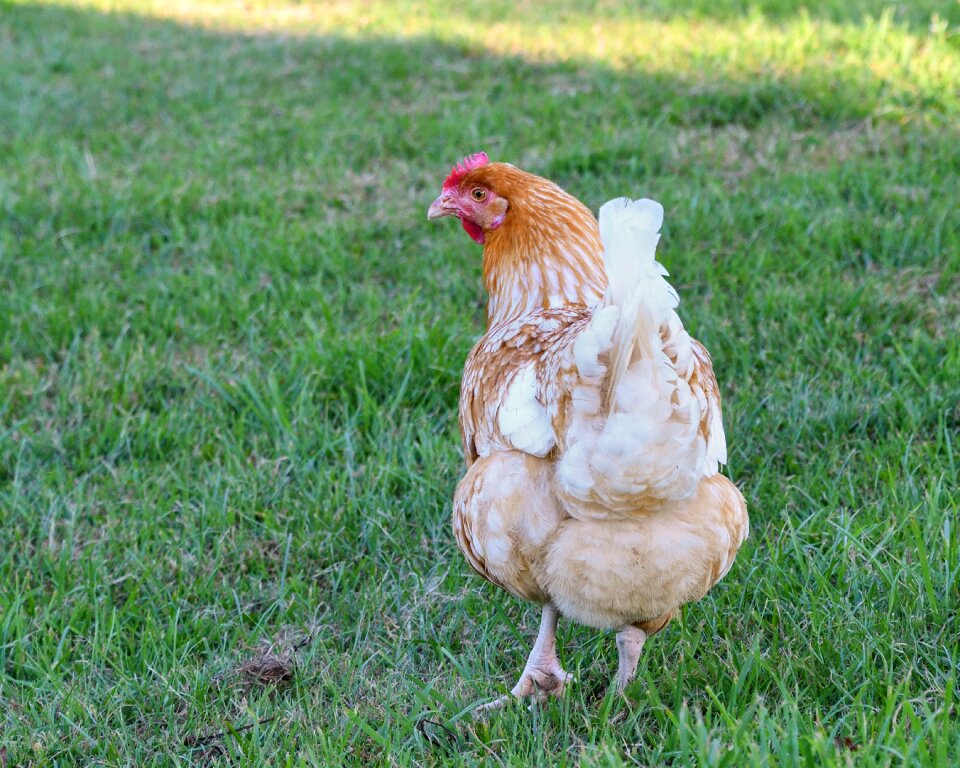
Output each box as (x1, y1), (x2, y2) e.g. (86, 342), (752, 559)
(480, 196), (606, 328)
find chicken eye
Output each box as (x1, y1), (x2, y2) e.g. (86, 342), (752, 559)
(471, 187), (486, 201)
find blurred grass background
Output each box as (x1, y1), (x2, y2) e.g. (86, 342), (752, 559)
(1, 0), (958, 765)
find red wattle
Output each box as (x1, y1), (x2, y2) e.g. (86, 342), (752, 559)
(460, 217), (485, 244)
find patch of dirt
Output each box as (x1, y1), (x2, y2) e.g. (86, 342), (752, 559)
(218, 624), (318, 692)
(235, 651), (295, 686)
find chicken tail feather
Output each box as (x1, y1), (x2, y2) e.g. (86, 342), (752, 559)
(558, 198), (711, 518)
(598, 197), (676, 414)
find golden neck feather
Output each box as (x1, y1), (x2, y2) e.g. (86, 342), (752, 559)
(481, 182), (607, 328)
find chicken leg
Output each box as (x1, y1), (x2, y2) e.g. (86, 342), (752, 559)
(478, 604), (572, 711)
(614, 625), (647, 692)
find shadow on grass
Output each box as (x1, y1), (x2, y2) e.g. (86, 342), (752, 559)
(1, 1), (948, 178)
(2, 1), (953, 291)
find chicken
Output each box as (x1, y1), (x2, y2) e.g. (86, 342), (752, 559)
(428, 152), (749, 707)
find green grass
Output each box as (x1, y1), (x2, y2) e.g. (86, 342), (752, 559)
(1, 0), (958, 764)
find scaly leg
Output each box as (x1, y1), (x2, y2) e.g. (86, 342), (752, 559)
(478, 604), (572, 712)
(614, 625), (647, 693)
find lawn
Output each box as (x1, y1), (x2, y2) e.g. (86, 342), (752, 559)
(1, 0), (958, 764)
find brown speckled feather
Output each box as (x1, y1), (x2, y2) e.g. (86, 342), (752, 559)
(459, 306), (591, 467)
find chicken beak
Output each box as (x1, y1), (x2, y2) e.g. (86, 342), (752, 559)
(427, 194), (456, 221)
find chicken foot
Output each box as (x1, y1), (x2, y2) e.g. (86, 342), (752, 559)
(614, 625), (647, 692)
(477, 604), (572, 712)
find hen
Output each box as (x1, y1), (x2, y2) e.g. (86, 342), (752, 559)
(428, 152), (749, 707)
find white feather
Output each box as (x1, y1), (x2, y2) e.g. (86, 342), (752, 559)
(557, 197), (724, 518)
(498, 364), (555, 457)
(573, 305), (619, 378)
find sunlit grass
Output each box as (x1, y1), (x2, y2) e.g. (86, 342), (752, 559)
(24, 0), (960, 123)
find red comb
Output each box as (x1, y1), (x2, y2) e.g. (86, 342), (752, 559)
(442, 151), (489, 191)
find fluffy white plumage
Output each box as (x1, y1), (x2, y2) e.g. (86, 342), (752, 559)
(556, 197), (721, 517)
(573, 305), (619, 379)
(497, 364), (555, 457)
